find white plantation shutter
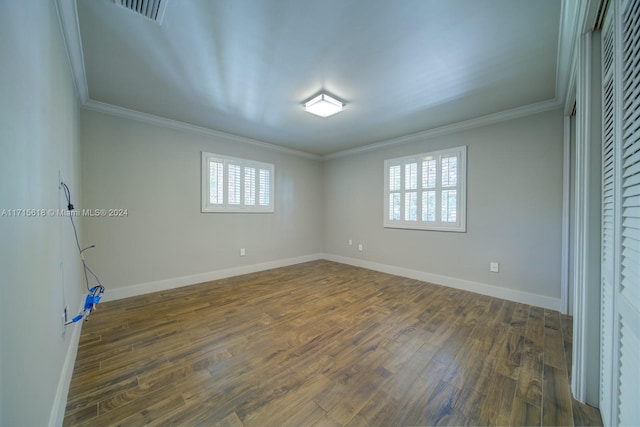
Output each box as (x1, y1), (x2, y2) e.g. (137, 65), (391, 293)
(208, 160), (224, 205)
(422, 159), (436, 222)
(405, 162), (418, 221)
(201, 152), (274, 213)
(259, 169), (271, 206)
(384, 146), (466, 232)
(228, 164), (241, 205)
(244, 167), (256, 206)
(389, 165), (401, 221)
(440, 155), (458, 222)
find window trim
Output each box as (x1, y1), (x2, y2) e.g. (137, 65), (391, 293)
(201, 152), (274, 213)
(383, 146), (466, 232)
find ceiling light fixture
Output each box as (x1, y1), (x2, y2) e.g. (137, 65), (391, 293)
(304, 93), (344, 118)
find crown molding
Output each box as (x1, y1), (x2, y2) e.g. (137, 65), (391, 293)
(82, 100), (321, 160)
(83, 96), (562, 162)
(55, 0), (88, 103)
(323, 98), (562, 160)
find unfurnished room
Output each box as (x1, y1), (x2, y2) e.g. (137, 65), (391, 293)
(1, 0), (638, 426)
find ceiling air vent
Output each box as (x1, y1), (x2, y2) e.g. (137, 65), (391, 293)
(114, 0), (168, 24)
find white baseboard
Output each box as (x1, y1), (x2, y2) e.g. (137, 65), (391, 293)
(323, 254), (562, 311)
(103, 253), (324, 302)
(104, 252), (561, 311)
(49, 299), (84, 427)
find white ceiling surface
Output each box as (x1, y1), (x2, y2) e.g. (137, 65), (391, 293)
(76, 0), (562, 156)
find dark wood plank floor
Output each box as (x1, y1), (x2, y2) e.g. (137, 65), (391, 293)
(63, 260), (602, 426)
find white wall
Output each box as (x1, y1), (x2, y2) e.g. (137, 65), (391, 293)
(80, 110), (324, 298)
(323, 109), (565, 308)
(0, 1), (84, 426)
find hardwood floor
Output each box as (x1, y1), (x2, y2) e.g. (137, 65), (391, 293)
(63, 260), (602, 426)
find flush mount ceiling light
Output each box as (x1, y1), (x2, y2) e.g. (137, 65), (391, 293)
(303, 93), (344, 118)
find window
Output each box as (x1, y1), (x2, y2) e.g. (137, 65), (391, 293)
(384, 146), (466, 232)
(201, 152), (274, 213)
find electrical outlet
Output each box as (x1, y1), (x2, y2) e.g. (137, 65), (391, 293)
(240, 248), (246, 256)
(490, 262), (499, 273)
(358, 243), (363, 252)
(348, 239), (353, 246)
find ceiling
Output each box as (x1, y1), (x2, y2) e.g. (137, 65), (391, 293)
(71, 0), (566, 156)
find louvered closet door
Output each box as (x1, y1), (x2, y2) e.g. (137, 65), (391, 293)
(617, 0), (640, 424)
(601, 0), (640, 425)
(600, 7), (615, 425)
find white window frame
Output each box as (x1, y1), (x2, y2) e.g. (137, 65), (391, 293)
(384, 146), (466, 232)
(201, 152), (274, 213)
